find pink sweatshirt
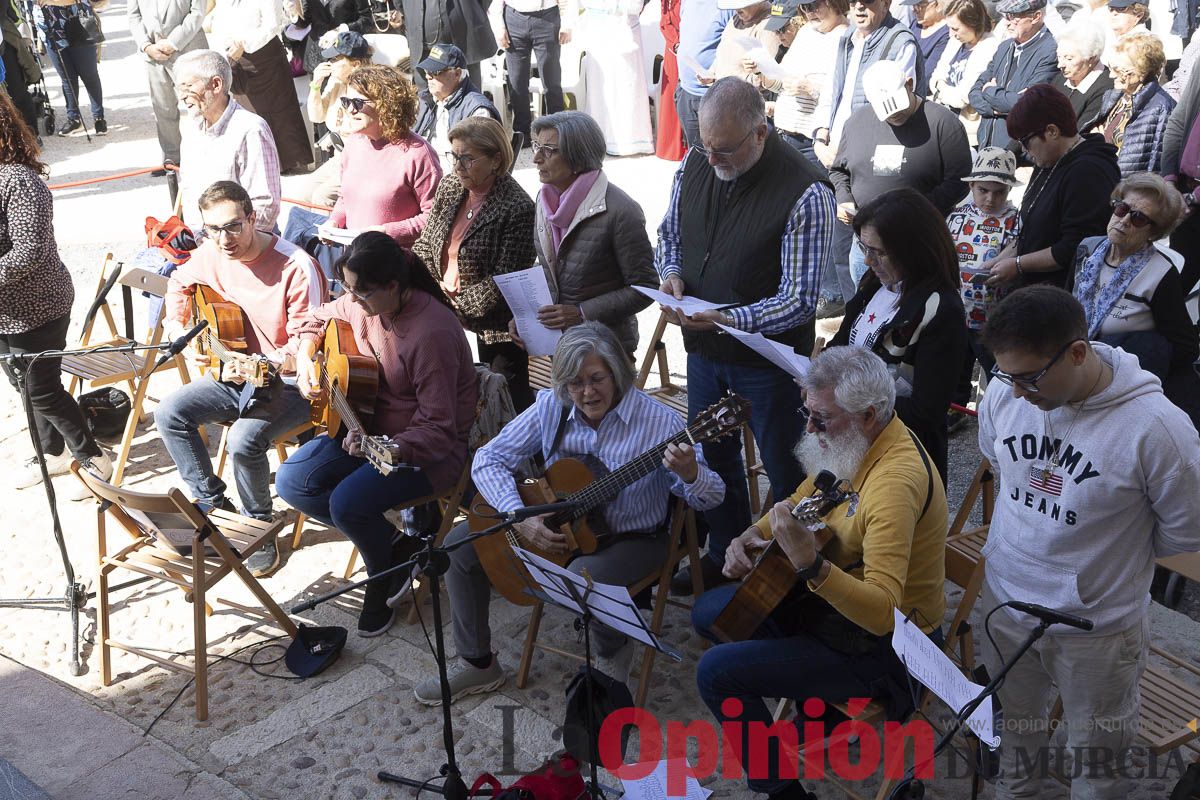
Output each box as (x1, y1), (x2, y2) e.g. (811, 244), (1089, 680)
(296, 290), (478, 491)
(166, 236), (328, 363)
(328, 132), (442, 247)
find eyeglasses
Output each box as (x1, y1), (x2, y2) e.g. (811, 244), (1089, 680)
(990, 339), (1080, 392)
(1018, 128), (1046, 149)
(201, 218), (248, 239)
(566, 372), (612, 394)
(338, 96), (370, 113)
(448, 152), (483, 170)
(801, 405), (836, 432)
(427, 67), (457, 78)
(531, 141), (561, 157)
(1003, 9), (1036, 19)
(344, 282), (379, 301)
(697, 128), (755, 161)
(849, 0), (881, 6)
(859, 241), (889, 262)
(1111, 200), (1157, 228)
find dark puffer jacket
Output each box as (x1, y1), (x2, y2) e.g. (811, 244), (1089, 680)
(532, 172), (657, 354)
(1099, 81), (1177, 176)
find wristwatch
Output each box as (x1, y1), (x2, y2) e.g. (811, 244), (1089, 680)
(796, 553), (825, 583)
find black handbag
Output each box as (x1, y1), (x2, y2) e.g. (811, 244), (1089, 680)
(64, 2), (104, 46)
(562, 665), (633, 767)
(77, 387), (131, 440)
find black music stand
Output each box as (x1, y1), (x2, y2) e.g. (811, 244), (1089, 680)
(512, 546), (683, 800)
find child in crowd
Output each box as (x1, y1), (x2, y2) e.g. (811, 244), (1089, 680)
(946, 146), (1022, 416)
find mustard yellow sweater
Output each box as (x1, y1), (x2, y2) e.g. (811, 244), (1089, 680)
(754, 415), (948, 635)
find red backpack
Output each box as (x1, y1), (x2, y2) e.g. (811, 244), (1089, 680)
(468, 753), (587, 800)
(145, 215), (198, 265)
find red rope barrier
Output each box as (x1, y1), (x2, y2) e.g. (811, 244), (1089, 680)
(47, 163), (333, 213)
(949, 403), (978, 418)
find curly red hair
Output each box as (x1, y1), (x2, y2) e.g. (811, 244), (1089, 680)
(0, 92), (47, 176)
(347, 65), (418, 142)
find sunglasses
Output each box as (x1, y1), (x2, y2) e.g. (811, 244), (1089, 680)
(338, 96), (370, 113)
(990, 339), (1080, 392)
(1003, 9), (1036, 19)
(1111, 200), (1156, 228)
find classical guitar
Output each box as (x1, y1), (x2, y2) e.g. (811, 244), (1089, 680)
(191, 284), (275, 388)
(470, 393), (752, 607)
(307, 318), (406, 476)
(709, 469), (857, 643)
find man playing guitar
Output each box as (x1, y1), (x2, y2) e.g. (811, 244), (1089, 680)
(415, 321), (725, 706)
(160, 180), (327, 577)
(692, 346), (947, 800)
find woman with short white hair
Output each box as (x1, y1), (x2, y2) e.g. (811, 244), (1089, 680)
(1052, 22), (1114, 130)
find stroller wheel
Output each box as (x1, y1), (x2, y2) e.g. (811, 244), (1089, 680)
(43, 112), (56, 136)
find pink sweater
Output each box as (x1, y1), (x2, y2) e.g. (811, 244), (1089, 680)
(328, 132), (442, 247)
(296, 291), (478, 491)
(166, 236), (327, 363)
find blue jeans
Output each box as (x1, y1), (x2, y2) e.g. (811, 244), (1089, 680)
(693, 584), (929, 794)
(156, 376), (312, 519)
(849, 237), (868, 289)
(832, 220), (859, 303)
(686, 353), (803, 565)
(46, 41), (103, 122)
(275, 433), (434, 575)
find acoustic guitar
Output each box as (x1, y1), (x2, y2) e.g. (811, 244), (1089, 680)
(709, 469), (857, 643)
(470, 393), (752, 606)
(307, 318), (406, 476)
(191, 284), (275, 388)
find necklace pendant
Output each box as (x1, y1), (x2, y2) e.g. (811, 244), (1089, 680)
(466, 209), (474, 220)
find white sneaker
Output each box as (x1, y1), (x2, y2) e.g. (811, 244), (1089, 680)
(15, 450), (73, 490)
(69, 451), (113, 501)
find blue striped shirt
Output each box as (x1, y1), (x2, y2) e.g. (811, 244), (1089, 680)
(472, 388), (725, 534)
(655, 154), (835, 334)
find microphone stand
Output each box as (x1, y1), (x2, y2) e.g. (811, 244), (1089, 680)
(888, 616), (1055, 800)
(293, 518), (520, 799)
(0, 337), (190, 675)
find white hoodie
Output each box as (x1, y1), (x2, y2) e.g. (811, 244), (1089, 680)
(978, 343), (1200, 635)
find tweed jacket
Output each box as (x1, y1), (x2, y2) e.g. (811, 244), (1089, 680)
(533, 172), (657, 354)
(412, 172), (536, 344)
(1098, 81), (1177, 176)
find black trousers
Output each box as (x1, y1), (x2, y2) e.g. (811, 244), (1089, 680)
(0, 313), (101, 460)
(1171, 210), (1200, 294)
(477, 336), (533, 413)
(2, 41), (37, 133)
(503, 4), (565, 138)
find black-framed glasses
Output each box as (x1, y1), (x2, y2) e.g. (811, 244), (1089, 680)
(338, 96), (369, 113)
(990, 339), (1080, 392)
(201, 218), (248, 239)
(697, 128), (754, 160)
(448, 152), (483, 170)
(531, 141), (560, 157)
(1111, 200), (1156, 228)
(1018, 128), (1046, 149)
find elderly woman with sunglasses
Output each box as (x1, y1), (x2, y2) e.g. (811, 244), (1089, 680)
(511, 111), (657, 357)
(322, 65), (442, 250)
(1071, 172), (1196, 382)
(412, 117), (538, 410)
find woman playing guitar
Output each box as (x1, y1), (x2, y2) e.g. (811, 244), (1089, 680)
(411, 321), (726, 707)
(276, 232), (478, 638)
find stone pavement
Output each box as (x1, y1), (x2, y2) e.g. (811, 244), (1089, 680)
(3, 5), (1200, 799)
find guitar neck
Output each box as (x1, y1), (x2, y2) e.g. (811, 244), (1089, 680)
(321, 367), (366, 436)
(544, 425), (697, 528)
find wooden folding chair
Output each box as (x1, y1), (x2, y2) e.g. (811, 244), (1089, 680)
(515, 497), (703, 707)
(73, 463), (298, 722)
(770, 544), (988, 800)
(61, 263), (191, 485)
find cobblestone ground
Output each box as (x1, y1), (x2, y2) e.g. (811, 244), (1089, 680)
(2, 6), (1200, 798)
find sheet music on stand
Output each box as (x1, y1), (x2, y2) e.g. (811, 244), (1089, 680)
(512, 547), (683, 662)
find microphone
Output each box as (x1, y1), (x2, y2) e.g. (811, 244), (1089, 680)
(152, 320), (208, 373)
(490, 500), (580, 523)
(1007, 601), (1095, 631)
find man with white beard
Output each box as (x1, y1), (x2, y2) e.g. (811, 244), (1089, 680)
(175, 49), (282, 231)
(691, 345), (948, 800)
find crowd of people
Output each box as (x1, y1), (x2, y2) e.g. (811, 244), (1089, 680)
(4, 0), (1200, 796)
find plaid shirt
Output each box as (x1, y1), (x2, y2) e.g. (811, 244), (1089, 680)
(655, 152), (835, 334)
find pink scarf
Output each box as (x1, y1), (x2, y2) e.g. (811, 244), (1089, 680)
(538, 170), (601, 255)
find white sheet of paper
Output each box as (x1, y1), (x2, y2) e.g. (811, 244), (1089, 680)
(677, 52), (714, 81)
(891, 609), (1000, 749)
(493, 266), (561, 357)
(513, 547), (665, 650)
(634, 286), (728, 317)
(716, 323), (811, 380)
(621, 760), (712, 800)
(315, 223), (363, 246)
